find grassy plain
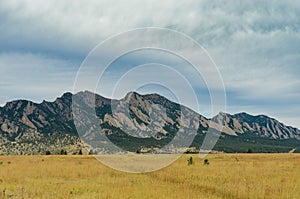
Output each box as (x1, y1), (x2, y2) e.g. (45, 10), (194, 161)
(0, 154), (299, 199)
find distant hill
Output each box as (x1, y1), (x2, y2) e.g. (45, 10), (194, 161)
(0, 91), (299, 155)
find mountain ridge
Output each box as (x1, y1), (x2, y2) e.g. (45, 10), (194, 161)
(0, 91), (300, 155)
(0, 92), (297, 129)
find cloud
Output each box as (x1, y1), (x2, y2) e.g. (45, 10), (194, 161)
(0, 53), (77, 105)
(0, 0), (299, 127)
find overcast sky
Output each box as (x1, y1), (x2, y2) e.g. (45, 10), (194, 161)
(0, 0), (299, 128)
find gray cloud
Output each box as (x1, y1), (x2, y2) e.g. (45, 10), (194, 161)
(0, 0), (299, 127)
(0, 53), (77, 105)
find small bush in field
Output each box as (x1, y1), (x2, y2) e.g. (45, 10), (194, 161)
(203, 159), (209, 165)
(187, 156), (194, 165)
(78, 149), (83, 155)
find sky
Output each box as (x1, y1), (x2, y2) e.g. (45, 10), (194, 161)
(0, 0), (299, 128)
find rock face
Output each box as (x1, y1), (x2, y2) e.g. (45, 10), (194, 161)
(0, 93), (75, 137)
(212, 112), (300, 139)
(72, 91), (204, 153)
(0, 91), (300, 154)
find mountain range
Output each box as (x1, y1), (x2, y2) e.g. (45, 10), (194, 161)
(0, 91), (299, 155)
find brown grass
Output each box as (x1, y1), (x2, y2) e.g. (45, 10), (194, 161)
(0, 154), (300, 198)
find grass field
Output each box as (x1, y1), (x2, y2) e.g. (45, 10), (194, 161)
(0, 154), (299, 198)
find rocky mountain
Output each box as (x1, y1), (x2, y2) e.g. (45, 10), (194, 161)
(0, 91), (300, 155)
(212, 112), (300, 139)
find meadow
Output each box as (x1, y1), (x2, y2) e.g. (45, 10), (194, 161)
(0, 154), (299, 198)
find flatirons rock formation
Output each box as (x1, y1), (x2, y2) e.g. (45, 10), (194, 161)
(212, 112), (300, 139)
(0, 91), (300, 155)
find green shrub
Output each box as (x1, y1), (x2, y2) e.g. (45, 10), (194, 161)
(78, 149), (83, 155)
(187, 156), (194, 165)
(60, 149), (67, 155)
(203, 159), (209, 165)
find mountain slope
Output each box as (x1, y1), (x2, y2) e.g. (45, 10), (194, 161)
(0, 91), (300, 154)
(212, 112), (300, 139)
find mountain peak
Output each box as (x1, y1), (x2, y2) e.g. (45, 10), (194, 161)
(123, 91), (141, 101)
(213, 111), (300, 139)
(60, 92), (73, 98)
(1, 91), (300, 155)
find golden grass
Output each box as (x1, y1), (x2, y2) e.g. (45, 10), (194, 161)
(0, 154), (300, 199)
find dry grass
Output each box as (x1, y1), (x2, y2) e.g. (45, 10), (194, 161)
(0, 154), (300, 198)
